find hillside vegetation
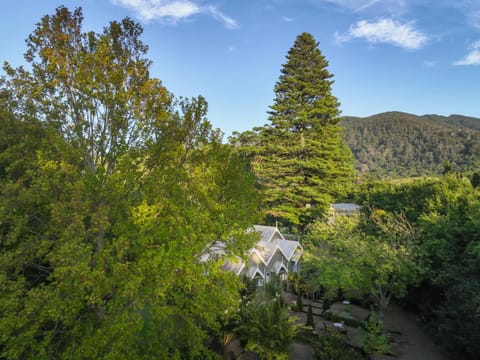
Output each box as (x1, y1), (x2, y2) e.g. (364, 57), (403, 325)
(342, 112), (480, 178)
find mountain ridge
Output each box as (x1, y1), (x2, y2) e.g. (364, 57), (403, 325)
(340, 112), (480, 178)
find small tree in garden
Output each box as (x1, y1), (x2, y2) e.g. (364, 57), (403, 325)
(296, 291), (303, 311)
(359, 313), (391, 356)
(306, 303), (315, 329)
(322, 297), (331, 312)
(235, 288), (300, 360)
(314, 328), (365, 360)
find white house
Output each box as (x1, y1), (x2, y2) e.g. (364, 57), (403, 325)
(222, 225), (304, 286)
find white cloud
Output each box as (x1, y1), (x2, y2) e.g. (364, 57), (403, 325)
(282, 16), (294, 22)
(322, 0), (407, 13)
(336, 18), (427, 49)
(111, 0), (237, 28)
(454, 40), (480, 66)
(323, 0), (377, 11)
(206, 6), (238, 29)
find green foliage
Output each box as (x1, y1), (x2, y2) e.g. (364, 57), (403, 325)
(357, 176), (480, 359)
(313, 328), (365, 360)
(470, 172), (480, 188)
(358, 313), (391, 356)
(322, 310), (363, 328)
(342, 111), (480, 178)
(305, 213), (423, 319)
(0, 7), (260, 359)
(296, 291), (303, 311)
(235, 288), (300, 360)
(232, 32), (354, 229)
(306, 303), (315, 329)
(322, 297), (331, 312)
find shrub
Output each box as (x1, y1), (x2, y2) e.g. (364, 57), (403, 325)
(295, 291), (303, 311)
(322, 309), (363, 328)
(359, 313), (391, 356)
(306, 303), (315, 329)
(314, 328), (366, 360)
(235, 296), (300, 360)
(322, 297), (331, 312)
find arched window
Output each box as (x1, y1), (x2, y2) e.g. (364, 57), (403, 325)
(254, 273), (264, 287)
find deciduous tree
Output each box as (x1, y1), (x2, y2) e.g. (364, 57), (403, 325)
(0, 7), (260, 359)
(305, 212), (423, 320)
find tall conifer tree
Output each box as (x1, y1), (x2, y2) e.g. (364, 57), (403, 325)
(254, 32), (354, 229)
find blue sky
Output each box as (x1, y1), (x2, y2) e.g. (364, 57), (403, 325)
(1, 0), (480, 136)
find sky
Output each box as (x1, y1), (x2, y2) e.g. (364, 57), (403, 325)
(1, 0), (480, 137)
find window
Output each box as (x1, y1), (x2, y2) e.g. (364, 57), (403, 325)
(254, 274), (264, 287)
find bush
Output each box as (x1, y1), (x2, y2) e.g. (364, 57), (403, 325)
(306, 303), (315, 329)
(322, 309), (363, 328)
(314, 328), (366, 360)
(322, 297), (331, 312)
(295, 291), (303, 311)
(358, 313), (391, 356)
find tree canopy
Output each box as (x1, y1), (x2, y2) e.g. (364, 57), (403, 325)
(305, 211), (423, 320)
(0, 7), (260, 359)
(356, 177), (480, 359)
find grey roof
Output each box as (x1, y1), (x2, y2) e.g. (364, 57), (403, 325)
(331, 203), (361, 212)
(222, 260), (245, 275)
(253, 225), (278, 242)
(278, 239), (301, 259)
(216, 225), (304, 278)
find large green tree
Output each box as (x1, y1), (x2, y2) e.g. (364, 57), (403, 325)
(0, 7), (259, 359)
(305, 212), (423, 320)
(357, 177), (480, 359)
(250, 32), (354, 229)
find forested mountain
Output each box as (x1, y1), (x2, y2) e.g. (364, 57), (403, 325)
(341, 112), (480, 178)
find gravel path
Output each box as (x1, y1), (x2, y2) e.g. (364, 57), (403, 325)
(382, 303), (451, 360)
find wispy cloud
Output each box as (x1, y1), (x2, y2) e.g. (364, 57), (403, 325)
(322, 0), (407, 14)
(466, 10), (480, 30)
(206, 5), (237, 29)
(454, 40), (480, 66)
(281, 16), (294, 22)
(448, 1), (480, 29)
(323, 0), (377, 11)
(423, 60), (436, 67)
(336, 18), (427, 50)
(354, 0), (382, 12)
(111, 0), (237, 29)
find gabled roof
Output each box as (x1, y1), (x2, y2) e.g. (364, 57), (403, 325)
(253, 225), (281, 243)
(278, 239), (302, 260)
(252, 225), (303, 266)
(209, 225), (304, 279)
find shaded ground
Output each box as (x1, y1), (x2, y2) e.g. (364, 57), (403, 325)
(381, 303), (451, 360)
(285, 293), (451, 360)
